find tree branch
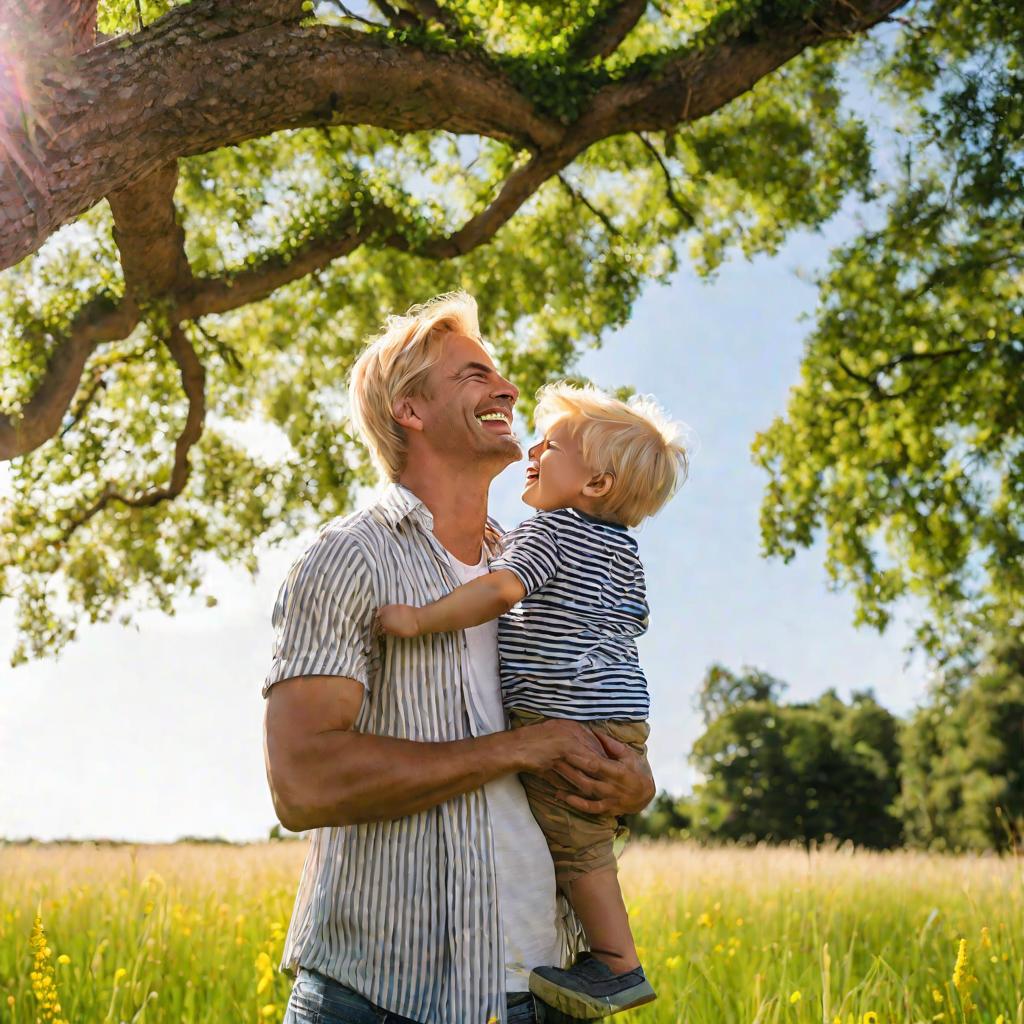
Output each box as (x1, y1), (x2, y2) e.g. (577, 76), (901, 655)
(367, 0), (418, 30)
(181, 218), (372, 319)
(579, 0), (908, 138)
(0, 0), (912, 467)
(0, 0), (563, 269)
(556, 174), (621, 237)
(568, 0), (648, 63)
(56, 323), (206, 541)
(107, 161), (194, 303)
(413, 149), (582, 258)
(834, 341), (992, 401)
(635, 131), (695, 225)
(401, 0), (469, 43)
(0, 0), (98, 56)
(0, 297), (135, 461)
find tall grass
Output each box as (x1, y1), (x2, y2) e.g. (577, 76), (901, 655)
(1, 841), (1021, 1023)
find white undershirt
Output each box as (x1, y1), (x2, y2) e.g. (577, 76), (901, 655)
(445, 549), (561, 992)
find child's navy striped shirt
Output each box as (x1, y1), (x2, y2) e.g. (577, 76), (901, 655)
(489, 506), (650, 722)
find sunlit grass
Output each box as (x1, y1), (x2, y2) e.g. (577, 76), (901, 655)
(1, 841), (1021, 1023)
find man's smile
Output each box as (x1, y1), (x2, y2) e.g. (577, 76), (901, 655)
(475, 408), (514, 435)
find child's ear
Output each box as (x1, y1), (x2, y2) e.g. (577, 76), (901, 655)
(583, 472), (614, 499)
(392, 395), (424, 433)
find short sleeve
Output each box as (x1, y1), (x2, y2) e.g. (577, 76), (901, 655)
(262, 530), (376, 697)
(488, 513), (562, 597)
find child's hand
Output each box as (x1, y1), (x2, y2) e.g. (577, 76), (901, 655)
(374, 604), (423, 639)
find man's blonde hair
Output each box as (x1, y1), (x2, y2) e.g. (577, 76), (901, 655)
(348, 291), (481, 480)
(534, 381), (689, 528)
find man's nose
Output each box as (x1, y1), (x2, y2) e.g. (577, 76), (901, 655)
(492, 373), (519, 406)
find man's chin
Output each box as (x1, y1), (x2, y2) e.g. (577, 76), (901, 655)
(488, 433), (522, 460)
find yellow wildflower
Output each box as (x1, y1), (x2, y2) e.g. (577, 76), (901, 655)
(665, 955), (682, 969)
(790, 990), (801, 1004)
(932, 988), (944, 1004)
(980, 927), (992, 949)
(114, 967), (127, 984)
(56, 954), (70, 965)
(863, 1013), (878, 1024)
(256, 951), (275, 996)
(260, 1005), (278, 1019)
(696, 912), (713, 928)
(952, 938), (976, 1013)
(29, 914), (68, 1024)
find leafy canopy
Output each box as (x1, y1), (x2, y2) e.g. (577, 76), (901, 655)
(753, 0), (1024, 668)
(0, 0), (878, 664)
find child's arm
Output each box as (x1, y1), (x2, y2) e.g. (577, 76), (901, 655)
(375, 569), (527, 638)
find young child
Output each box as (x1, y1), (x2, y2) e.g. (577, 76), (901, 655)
(376, 381), (688, 1019)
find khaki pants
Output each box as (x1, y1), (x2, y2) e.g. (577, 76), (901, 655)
(507, 708), (651, 886)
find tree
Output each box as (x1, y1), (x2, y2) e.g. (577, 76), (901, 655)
(0, 0), (907, 663)
(689, 666), (903, 847)
(695, 661), (788, 726)
(753, 1), (1024, 668)
(624, 790), (692, 840)
(897, 616), (1024, 851)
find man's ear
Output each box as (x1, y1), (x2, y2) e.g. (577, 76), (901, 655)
(392, 395), (424, 433)
(582, 472), (614, 499)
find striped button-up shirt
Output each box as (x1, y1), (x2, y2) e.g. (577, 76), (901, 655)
(263, 482), (577, 1024)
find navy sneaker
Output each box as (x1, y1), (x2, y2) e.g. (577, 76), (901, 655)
(529, 951), (657, 1018)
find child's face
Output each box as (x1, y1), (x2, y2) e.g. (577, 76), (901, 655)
(522, 418), (596, 512)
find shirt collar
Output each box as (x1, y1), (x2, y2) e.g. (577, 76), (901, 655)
(374, 481), (431, 528)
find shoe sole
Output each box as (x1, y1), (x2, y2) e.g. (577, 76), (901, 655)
(528, 974), (657, 1019)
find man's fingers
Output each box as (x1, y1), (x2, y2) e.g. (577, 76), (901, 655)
(552, 760), (614, 798)
(593, 730), (628, 759)
(558, 790), (612, 816)
(560, 748), (626, 780)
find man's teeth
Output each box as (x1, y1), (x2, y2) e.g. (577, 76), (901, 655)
(477, 413), (510, 424)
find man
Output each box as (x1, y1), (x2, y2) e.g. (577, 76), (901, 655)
(263, 292), (655, 1024)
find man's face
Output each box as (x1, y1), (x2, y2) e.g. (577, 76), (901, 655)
(409, 332), (522, 470)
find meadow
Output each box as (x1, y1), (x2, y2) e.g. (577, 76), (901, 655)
(0, 840), (1020, 1024)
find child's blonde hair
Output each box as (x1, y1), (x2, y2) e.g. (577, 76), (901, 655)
(534, 381), (688, 528)
(348, 291), (482, 480)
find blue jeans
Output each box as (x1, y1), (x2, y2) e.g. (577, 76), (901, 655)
(283, 967), (572, 1023)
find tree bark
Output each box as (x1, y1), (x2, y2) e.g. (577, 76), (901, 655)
(0, 0), (908, 272)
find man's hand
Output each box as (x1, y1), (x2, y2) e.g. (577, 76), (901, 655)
(512, 718), (606, 775)
(549, 731), (655, 818)
(374, 604), (423, 638)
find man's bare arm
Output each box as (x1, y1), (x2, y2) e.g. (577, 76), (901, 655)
(263, 673), (603, 831)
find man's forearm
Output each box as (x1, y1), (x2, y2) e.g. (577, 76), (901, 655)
(274, 727), (529, 831)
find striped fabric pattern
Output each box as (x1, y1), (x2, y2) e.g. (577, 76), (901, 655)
(489, 508), (651, 721)
(262, 483), (553, 1024)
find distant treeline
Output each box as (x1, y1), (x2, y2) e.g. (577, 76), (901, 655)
(628, 629), (1024, 852)
(9, 630), (1021, 853)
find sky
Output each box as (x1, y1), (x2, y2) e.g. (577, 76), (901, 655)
(0, 173), (935, 842)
